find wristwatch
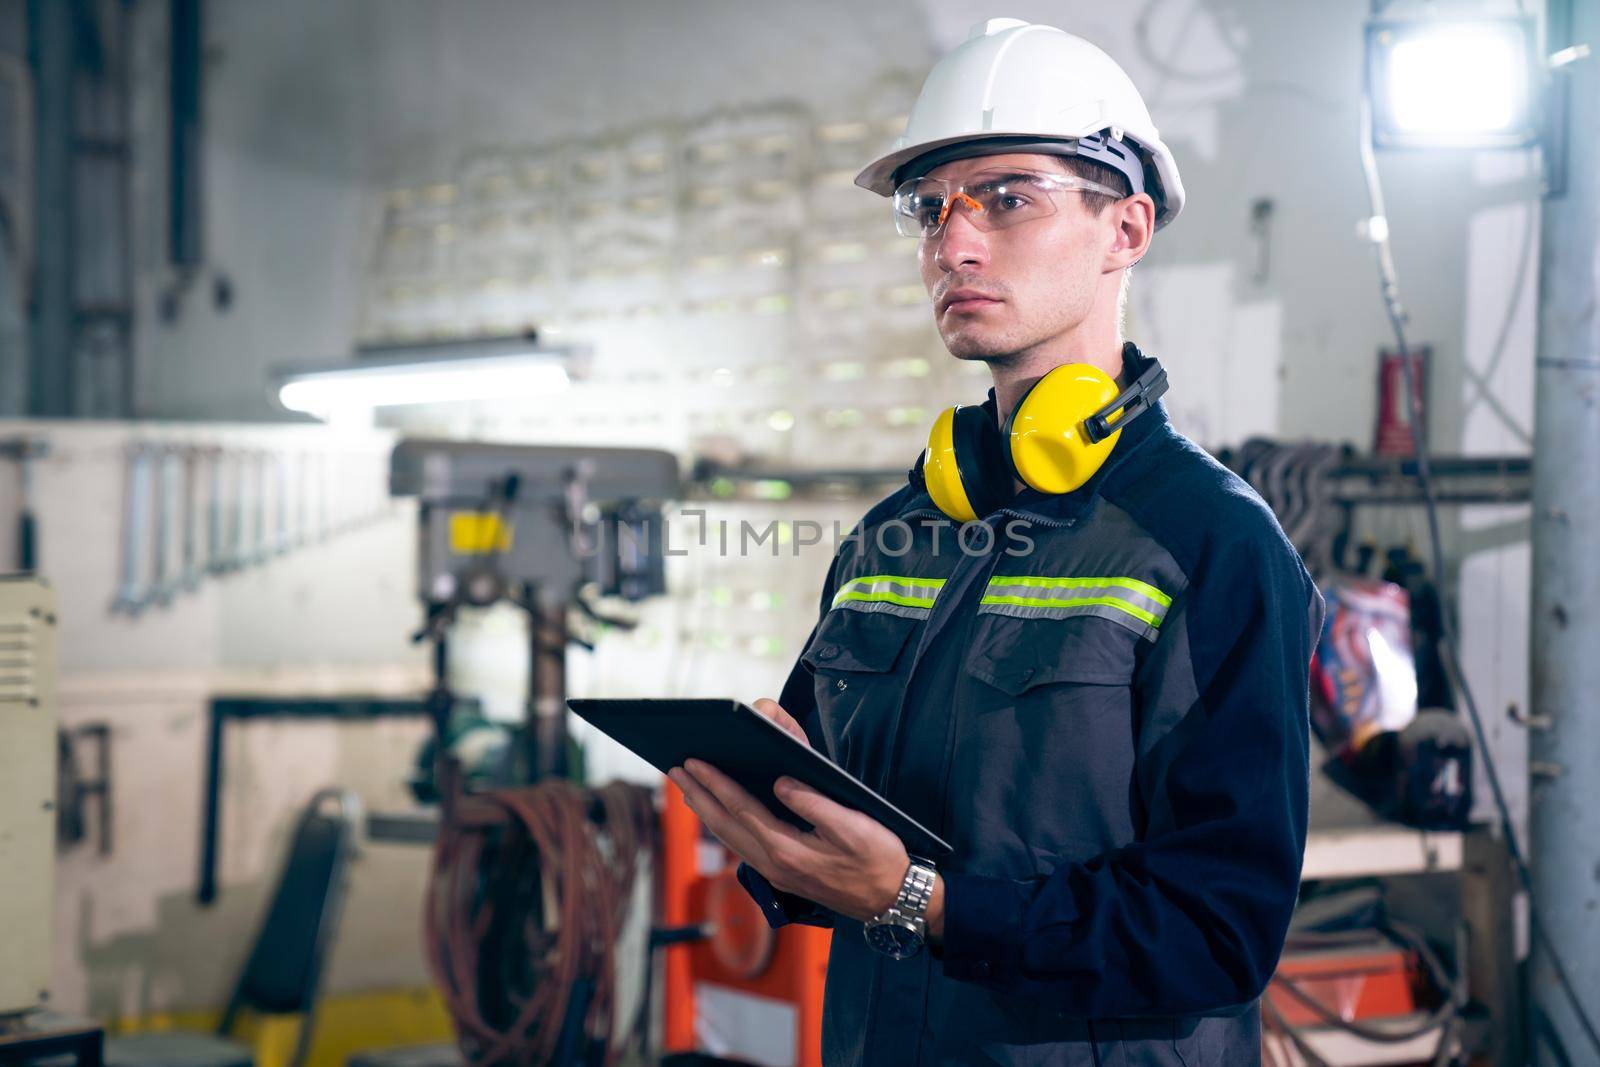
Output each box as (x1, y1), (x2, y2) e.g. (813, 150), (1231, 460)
(864, 859), (937, 959)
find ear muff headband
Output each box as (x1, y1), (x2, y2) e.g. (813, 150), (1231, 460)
(1085, 359), (1168, 444)
(951, 404), (1010, 518)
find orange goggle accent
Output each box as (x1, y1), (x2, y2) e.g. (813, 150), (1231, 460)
(935, 190), (986, 230)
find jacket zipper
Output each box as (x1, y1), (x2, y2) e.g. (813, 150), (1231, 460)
(995, 506), (1077, 530)
(899, 505), (1079, 530)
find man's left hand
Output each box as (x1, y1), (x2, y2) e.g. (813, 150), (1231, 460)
(669, 758), (908, 924)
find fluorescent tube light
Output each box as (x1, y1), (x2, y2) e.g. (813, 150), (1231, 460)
(273, 335), (580, 421)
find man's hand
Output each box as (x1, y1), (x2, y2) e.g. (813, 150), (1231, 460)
(668, 698), (909, 924)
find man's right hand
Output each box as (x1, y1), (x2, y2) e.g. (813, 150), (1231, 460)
(753, 697), (810, 748)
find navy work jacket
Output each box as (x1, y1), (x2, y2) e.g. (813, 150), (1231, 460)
(739, 343), (1326, 1066)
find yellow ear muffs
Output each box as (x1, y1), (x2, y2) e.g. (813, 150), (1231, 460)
(922, 404), (1010, 522)
(1004, 363), (1125, 495)
(918, 354), (1168, 519)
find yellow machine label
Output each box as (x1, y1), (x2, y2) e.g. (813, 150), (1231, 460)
(449, 513), (513, 554)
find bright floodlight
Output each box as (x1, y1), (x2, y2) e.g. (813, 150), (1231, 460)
(1367, 17), (1536, 149)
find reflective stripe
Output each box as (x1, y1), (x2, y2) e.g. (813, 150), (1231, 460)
(831, 574), (946, 619)
(984, 574), (1170, 608)
(980, 575), (1171, 640)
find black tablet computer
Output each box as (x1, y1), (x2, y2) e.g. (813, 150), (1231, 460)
(566, 698), (953, 863)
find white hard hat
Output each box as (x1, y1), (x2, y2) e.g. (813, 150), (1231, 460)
(856, 18), (1186, 230)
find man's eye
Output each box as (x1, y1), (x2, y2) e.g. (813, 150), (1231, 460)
(916, 199), (946, 223)
(993, 193), (1030, 211)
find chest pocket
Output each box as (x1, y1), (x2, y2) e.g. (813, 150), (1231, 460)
(967, 570), (1167, 695)
(800, 607), (919, 776)
(953, 613), (1144, 860)
(967, 612), (1139, 695)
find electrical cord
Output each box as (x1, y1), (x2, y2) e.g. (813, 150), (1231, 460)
(1273, 920), (1458, 1044)
(425, 778), (656, 1067)
(1263, 994), (1338, 1067)
(1357, 91), (1600, 1062)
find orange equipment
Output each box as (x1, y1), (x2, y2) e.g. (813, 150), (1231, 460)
(659, 782), (830, 1067)
(1268, 940), (1420, 1026)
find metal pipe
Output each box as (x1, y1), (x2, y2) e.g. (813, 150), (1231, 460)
(196, 697), (457, 905)
(686, 454), (1534, 504)
(169, 0), (201, 270)
(26, 0), (75, 415)
(524, 586), (569, 782)
(1530, 0), (1600, 1055)
(0, 185), (23, 415)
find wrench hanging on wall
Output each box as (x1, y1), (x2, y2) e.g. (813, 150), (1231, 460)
(148, 447), (182, 607)
(105, 432), (397, 615)
(180, 445), (202, 592)
(112, 443), (154, 615)
(250, 450), (269, 567)
(206, 446), (228, 576)
(230, 449), (250, 571)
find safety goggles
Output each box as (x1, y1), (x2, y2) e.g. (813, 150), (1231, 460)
(890, 170), (1124, 239)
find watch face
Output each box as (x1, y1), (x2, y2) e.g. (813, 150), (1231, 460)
(865, 920), (924, 960)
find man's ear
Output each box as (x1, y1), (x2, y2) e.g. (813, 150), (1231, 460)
(1106, 192), (1155, 272)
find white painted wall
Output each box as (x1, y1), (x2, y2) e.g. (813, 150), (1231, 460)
(0, 418), (435, 1016)
(52, 668), (439, 1020)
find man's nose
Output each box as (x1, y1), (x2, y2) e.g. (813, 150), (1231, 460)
(931, 202), (989, 272)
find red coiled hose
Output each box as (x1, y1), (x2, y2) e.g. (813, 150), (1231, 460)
(425, 779), (656, 1066)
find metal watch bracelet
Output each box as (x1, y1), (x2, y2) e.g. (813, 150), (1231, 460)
(888, 859), (937, 929)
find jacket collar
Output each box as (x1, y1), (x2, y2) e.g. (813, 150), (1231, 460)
(903, 340), (1170, 526)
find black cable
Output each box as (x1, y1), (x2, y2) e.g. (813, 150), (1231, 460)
(1357, 92), (1600, 1062)
(1262, 995), (1338, 1067)
(1271, 973), (1455, 1044)
(1534, 1006), (1578, 1067)
(1272, 920), (1457, 1044)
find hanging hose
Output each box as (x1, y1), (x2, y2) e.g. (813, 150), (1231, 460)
(425, 778), (657, 1067)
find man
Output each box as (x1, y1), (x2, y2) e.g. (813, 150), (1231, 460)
(668, 18), (1324, 1066)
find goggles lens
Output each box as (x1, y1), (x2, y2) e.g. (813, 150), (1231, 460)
(891, 171), (1122, 238)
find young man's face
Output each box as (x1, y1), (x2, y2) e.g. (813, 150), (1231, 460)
(916, 153), (1118, 363)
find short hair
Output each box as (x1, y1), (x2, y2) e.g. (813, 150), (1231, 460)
(1045, 154), (1135, 340)
(1054, 154), (1131, 217)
